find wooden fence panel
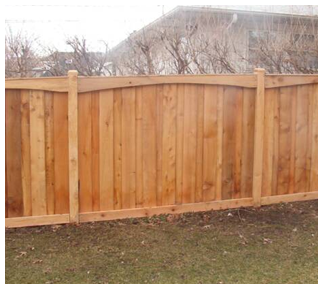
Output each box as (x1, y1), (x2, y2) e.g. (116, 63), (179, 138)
(261, 84), (318, 196)
(77, 84), (256, 211)
(5, 90), (69, 217)
(5, 73), (318, 227)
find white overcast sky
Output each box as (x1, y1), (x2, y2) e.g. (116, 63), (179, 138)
(5, 2), (176, 52)
(4, 1), (318, 53)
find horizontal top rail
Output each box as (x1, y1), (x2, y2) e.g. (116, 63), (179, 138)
(5, 76), (69, 92)
(265, 75), (318, 88)
(77, 74), (257, 92)
(5, 73), (318, 93)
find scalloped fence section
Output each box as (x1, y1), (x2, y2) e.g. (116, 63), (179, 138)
(5, 70), (318, 228)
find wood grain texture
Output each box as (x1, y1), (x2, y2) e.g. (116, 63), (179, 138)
(222, 87), (243, 200)
(215, 86), (224, 201)
(195, 85), (205, 203)
(113, 89), (123, 210)
(78, 74), (257, 92)
(53, 92), (69, 214)
(277, 87), (293, 195)
(161, 85), (177, 206)
(78, 92), (93, 213)
(121, 88), (136, 209)
(262, 88), (276, 196)
(309, 84), (318, 191)
(135, 87), (144, 207)
(182, 84), (199, 204)
(44, 91), (55, 215)
(5, 73), (318, 227)
(68, 71), (79, 222)
(29, 90), (47, 216)
(295, 85), (308, 193)
(175, 84), (185, 205)
(91, 92), (100, 211)
(265, 75), (318, 88)
(241, 88), (255, 198)
(142, 86), (157, 207)
(21, 90), (32, 216)
(5, 77), (69, 92)
(252, 69), (265, 206)
(202, 85), (218, 202)
(99, 90), (114, 210)
(6, 90), (23, 217)
(156, 85), (163, 206)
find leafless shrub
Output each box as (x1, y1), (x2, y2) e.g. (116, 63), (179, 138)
(5, 28), (41, 78)
(110, 10), (317, 75)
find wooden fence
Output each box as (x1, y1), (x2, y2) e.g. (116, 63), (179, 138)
(5, 69), (318, 228)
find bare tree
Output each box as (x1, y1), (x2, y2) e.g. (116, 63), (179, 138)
(65, 36), (112, 76)
(248, 15), (318, 74)
(111, 29), (167, 75)
(110, 9), (317, 75)
(5, 28), (41, 78)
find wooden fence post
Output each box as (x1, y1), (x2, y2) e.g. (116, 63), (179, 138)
(252, 68), (265, 207)
(68, 70), (79, 223)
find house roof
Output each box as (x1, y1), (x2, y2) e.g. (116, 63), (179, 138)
(109, 5), (318, 55)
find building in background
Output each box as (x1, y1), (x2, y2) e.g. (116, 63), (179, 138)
(109, 6), (318, 75)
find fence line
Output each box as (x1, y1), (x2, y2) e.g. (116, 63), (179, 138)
(5, 69), (318, 228)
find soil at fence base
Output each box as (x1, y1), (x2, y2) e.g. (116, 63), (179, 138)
(5, 200), (318, 284)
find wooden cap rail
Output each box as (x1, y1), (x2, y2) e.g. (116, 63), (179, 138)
(5, 72), (318, 93)
(5, 76), (69, 92)
(265, 75), (318, 88)
(77, 74), (257, 92)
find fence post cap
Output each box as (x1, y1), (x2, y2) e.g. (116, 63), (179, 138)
(254, 68), (266, 74)
(68, 70), (78, 76)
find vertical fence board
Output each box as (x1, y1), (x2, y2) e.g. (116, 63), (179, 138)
(68, 71), (79, 222)
(202, 85), (217, 201)
(233, 88), (243, 199)
(161, 84), (177, 206)
(21, 90), (32, 216)
(262, 89), (275, 196)
(44, 92), (55, 215)
(99, 90), (114, 210)
(310, 84), (318, 191)
(271, 89), (280, 195)
(91, 92), (100, 211)
(29, 90), (47, 216)
(78, 93), (93, 213)
(135, 87), (144, 208)
(121, 88), (136, 209)
(175, 84), (184, 205)
(182, 84), (198, 204)
(222, 87), (238, 200)
(113, 89), (123, 210)
(215, 86), (224, 201)
(6, 90), (23, 217)
(156, 85), (163, 206)
(53, 92), (69, 214)
(142, 86), (157, 207)
(305, 85), (314, 192)
(294, 85), (309, 193)
(241, 88), (255, 198)
(277, 87), (293, 195)
(288, 87), (297, 194)
(252, 69), (265, 206)
(195, 85), (205, 203)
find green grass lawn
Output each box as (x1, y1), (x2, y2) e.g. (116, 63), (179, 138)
(6, 200), (318, 284)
